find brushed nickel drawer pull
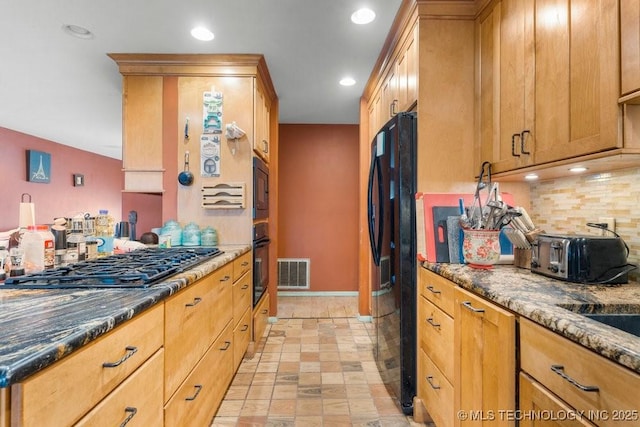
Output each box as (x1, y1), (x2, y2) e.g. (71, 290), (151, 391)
(426, 375), (441, 390)
(185, 297), (202, 307)
(185, 384), (203, 401)
(426, 317), (441, 328)
(221, 275), (231, 282)
(511, 133), (521, 157)
(241, 284), (249, 290)
(241, 324), (249, 331)
(119, 407), (137, 427)
(426, 285), (441, 295)
(241, 261), (249, 267)
(462, 301), (485, 313)
(261, 309), (268, 314)
(520, 129), (531, 154)
(103, 346), (138, 368)
(550, 365), (599, 392)
(220, 341), (231, 351)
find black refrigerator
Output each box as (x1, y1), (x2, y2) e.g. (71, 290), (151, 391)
(367, 111), (417, 415)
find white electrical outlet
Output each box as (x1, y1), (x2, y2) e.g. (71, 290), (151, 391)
(598, 217), (615, 236)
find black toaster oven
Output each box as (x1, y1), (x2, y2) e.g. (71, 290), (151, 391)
(531, 234), (633, 284)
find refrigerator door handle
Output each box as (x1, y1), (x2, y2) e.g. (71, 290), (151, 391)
(367, 150), (383, 266)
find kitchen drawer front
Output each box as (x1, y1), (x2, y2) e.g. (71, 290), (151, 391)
(75, 349), (164, 427)
(233, 306), (252, 370)
(164, 264), (233, 401)
(232, 251), (252, 283)
(419, 268), (455, 316)
(253, 291), (270, 342)
(418, 348), (454, 427)
(164, 321), (234, 427)
(418, 294), (454, 382)
(232, 267), (252, 324)
(12, 304), (163, 427)
(520, 318), (640, 427)
(519, 372), (596, 427)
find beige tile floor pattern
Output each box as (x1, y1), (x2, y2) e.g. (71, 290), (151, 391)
(211, 295), (432, 426)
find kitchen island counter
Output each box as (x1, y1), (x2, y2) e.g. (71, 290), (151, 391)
(0, 244), (250, 388)
(423, 262), (640, 374)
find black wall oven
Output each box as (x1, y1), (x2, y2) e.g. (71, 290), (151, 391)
(253, 156), (269, 220)
(253, 222), (269, 307)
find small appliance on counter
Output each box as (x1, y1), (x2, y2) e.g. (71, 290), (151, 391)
(531, 233), (637, 284)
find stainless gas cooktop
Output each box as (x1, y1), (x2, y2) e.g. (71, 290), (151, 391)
(2, 247), (223, 289)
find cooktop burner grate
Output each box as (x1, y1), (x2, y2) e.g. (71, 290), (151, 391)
(2, 247), (223, 289)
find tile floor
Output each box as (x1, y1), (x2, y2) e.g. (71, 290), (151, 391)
(211, 295), (431, 426)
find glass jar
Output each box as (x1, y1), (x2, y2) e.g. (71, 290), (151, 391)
(201, 227), (218, 246)
(21, 225), (55, 273)
(182, 222), (201, 246)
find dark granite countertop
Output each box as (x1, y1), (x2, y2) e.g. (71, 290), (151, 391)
(0, 244), (250, 388)
(423, 262), (640, 375)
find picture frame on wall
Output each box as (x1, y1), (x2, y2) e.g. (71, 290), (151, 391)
(26, 150), (51, 183)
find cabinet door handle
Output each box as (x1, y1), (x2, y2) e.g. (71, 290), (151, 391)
(221, 275), (231, 282)
(262, 139), (269, 153)
(220, 341), (231, 351)
(241, 284), (249, 290)
(241, 324), (249, 331)
(511, 133), (521, 157)
(241, 261), (249, 267)
(103, 346), (138, 368)
(390, 99), (398, 117)
(550, 365), (599, 392)
(426, 375), (441, 390)
(261, 309), (268, 314)
(185, 297), (202, 307)
(462, 301), (485, 313)
(426, 317), (441, 329)
(119, 407), (137, 427)
(185, 384), (203, 401)
(520, 129), (531, 154)
(426, 285), (441, 295)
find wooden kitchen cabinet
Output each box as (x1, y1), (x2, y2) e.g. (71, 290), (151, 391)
(121, 75), (165, 192)
(519, 372), (596, 427)
(164, 263), (232, 402)
(477, 0), (621, 175)
(11, 304), (164, 427)
(232, 251), (252, 369)
(621, 0), (640, 97)
(253, 291), (270, 343)
(454, 286), (516, 427)
(254, 76), (271, 163)
(520, 317), (640, 427)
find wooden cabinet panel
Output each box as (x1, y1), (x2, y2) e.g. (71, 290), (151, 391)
(519, 372), (596, 427)
(164, 321), (234, 427)
(254, 77), (271, 162)
(418, 348), (454, 427)
(418, 295), (454, 383)
(232, 265), (252, 328)
(253, 291), (270, 343)
(232, 251), (252, 283)
(11, 304), (164, 427)
(233, 307), (252, 370)
(75, 349), (164, 427)
(454, 287), (516, 427)
(520, 318), (640, 427)
(419, 267), (456, 316)
(621, 0), (640, 96)
(164, 264), (232, 401)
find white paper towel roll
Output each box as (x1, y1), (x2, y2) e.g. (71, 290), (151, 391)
(19, 193), (35, 228)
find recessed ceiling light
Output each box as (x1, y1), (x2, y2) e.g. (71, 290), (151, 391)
(191, 26), (214, 41)
(569, 166), (587, 173)
(524, 173), (539, 181)
(62, 24), (94, 40)
(339, 77), (356, 86)
(351, 8), (376, 25)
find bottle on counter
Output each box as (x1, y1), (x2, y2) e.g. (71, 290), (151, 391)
(95, 210), (115, 257)
(21, 225), (55, 274)
(0, 246), (8, 281)
(67, 229), (87, 263)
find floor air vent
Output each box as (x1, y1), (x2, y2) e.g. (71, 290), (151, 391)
(278, 258), (310, 289)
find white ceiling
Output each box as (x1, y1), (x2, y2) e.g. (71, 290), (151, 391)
(0, 0), (403, 160)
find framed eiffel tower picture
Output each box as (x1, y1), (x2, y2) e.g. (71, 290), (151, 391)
(26, 150), (51, 183)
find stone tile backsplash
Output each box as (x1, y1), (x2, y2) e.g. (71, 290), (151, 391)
(529, 167), (640, 280)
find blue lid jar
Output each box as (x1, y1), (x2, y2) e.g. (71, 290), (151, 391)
(201, 226), (218, 246)
(182, 222), (201, 246)
(161, 220), (182, 246)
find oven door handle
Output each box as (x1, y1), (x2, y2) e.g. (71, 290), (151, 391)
(254, 237), (271, 247)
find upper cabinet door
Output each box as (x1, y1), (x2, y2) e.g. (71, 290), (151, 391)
(621, 0), (640, 97)
(253, 77), (270, 163)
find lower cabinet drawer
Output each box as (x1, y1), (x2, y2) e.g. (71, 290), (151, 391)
(164, 320), (234, 427)
(11, 304), (164, 427)
(418, 348), (454, 427)
(75, 349), (164, 427)
(520, 318), (640, 427)
(233, 307), (252, 370)
(253, 292), (270, 342)
(418, 294), (454, 383)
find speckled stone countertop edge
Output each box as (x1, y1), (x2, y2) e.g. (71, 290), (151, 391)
(0, 244), (250, 388)
(422, 262), (640, 375)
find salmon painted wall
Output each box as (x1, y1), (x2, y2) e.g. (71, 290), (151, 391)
(278, 124), (359, 292)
